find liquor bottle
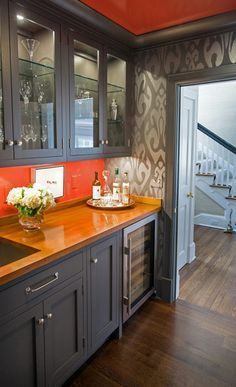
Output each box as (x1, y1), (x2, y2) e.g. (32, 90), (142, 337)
(92, 171), (101, 200)
(122, 172), (130, 204)
(112, 168), (121, 201)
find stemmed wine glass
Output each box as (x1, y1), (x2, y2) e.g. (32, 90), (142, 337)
(19, 80), (32, 105)
(41, 125), (48, 143)
(21, 38), (40, 62)
(21, 124), (31, 143)
(37, 82), (45, 103)
(0, 127), (4, 144)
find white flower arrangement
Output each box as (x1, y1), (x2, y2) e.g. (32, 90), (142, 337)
(6, 183), (55, 217)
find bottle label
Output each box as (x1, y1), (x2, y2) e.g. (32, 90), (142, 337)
(92, 186), (101, 200)
(113, 185), (121, 201)
(122, 182), (129, 204)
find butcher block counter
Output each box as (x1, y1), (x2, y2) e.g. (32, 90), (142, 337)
(0, 197), (161, 286)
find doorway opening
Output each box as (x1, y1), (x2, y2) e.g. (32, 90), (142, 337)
(176, 80), (236, 318)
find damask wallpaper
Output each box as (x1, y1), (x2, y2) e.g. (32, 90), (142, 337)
(105, 30), (236, 199)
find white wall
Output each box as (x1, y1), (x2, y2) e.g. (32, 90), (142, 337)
(198, 81), (236, 146)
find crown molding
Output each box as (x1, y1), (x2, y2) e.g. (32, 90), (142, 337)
(49, 0), (236, 49)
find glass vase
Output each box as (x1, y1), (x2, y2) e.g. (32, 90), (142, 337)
(19, 213), (43, 232)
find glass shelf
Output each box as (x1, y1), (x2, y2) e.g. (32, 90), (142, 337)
(107, 83), (125, 93)
(74, 73), (125, 94)
(19, 58), (54, 78)
(107, 119), (123, 125)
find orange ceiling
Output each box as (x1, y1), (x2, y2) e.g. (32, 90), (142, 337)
(79, 0), (236, 35)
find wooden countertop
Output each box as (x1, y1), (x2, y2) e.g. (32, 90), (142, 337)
(0, 198), (161, 286)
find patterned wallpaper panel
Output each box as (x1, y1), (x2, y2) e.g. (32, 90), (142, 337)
(105, 31), (236, 199)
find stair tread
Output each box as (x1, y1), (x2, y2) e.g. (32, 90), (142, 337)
(196, 173), (214, 176)
(209, 184), (229, 188)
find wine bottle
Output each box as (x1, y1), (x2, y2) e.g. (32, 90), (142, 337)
(92, 171), (101, 200)
(112, 168), (121, 201)
(122, 172), (130, 204)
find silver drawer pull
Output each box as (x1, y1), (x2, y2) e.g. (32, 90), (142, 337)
(25, 272), (59, 295)
(45, 313), (53, 320)
(91, 258), (98, 264)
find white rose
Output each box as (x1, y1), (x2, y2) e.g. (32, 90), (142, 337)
(22, 188), (42, 209)
(6, 187), (24, 205)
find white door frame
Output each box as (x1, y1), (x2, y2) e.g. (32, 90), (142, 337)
(176, 86), (198, 297)
(164, 65), (236, 303)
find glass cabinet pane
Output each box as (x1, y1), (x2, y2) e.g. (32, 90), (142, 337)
(128, 221), (154, 307)
(16, 15), (56, 150)
(73, 40), (99, 149)
(107, 54), (126, 147)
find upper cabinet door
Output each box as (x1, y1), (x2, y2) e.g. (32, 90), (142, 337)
(69, 32), (103, 157)
(9, 2), (63, 160)
(0, 0), (13, 160)
(104, 51), (130, 155)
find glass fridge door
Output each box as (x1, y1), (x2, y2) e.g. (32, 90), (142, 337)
(123, 216), (156, 322)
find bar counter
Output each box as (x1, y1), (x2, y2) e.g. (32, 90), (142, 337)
(0, 197), (161, 286)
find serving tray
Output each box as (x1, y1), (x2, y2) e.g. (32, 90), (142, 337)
(86, 198), (135, 210)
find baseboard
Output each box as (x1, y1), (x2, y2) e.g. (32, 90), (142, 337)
(194, 213), (227, 229)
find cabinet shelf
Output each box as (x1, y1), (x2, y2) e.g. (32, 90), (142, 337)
(74, 73), (125, 94)
(19, 58), (54, 78)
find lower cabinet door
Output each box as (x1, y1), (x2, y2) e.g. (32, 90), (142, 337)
(0, 303), (45, 387)
(88, 235), (119, 353)
(44, 276), (86, 387)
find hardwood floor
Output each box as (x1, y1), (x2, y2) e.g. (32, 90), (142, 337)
(66, 299), (236, 387)
(66, 225), (236, 387)
(179, 225), (236, 318)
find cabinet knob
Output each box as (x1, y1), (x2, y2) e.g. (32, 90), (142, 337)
(46, 313), (53, 320)
(105, 139), (109, 145)
(91, 258), (98, 264)
(37, 318), (45, 325)
(14, 140), (23, 146)
(5, 139), (14, 147)
(100, 139), (105, 145)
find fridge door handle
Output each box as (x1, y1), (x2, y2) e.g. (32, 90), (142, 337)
(127, 238), (132, 315)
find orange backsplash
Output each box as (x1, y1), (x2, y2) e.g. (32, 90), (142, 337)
(0, 160), (104, 217)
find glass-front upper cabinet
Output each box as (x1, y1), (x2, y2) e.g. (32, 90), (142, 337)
(69, 34), (102, 157)
(0, 0), (13, 161)
(10, 3), (62, 160)
(105, 52), (129, 153)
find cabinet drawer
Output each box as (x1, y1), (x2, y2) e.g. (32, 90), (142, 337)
(0, 250), (83, 319)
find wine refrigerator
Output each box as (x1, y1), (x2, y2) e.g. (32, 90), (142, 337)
(123, 214), (157, 322)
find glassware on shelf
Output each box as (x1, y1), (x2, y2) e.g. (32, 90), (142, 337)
(101, 170), (112, 196)
(0, 127), (4, 144)
(21, 38), (40, 62)
(21, 124), (32, 143)
(41, 125), (48, 143)
(37, 82), (45, 103)
(19, 80), (32, 105)
(29, 126), (38, 143)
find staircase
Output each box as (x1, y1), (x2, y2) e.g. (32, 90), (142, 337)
(195, 123), (236, 232)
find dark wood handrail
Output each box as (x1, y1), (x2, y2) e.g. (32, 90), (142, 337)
(197, 123), (236, 155)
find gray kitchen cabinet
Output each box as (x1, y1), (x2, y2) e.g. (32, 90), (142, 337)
(0, 303), (45, 387)
(0, 250), (86, 387)
(44, 275), (86, 387)
(87, 234), (119, 354)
